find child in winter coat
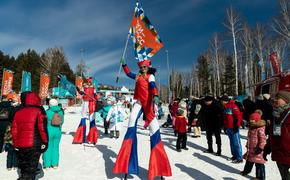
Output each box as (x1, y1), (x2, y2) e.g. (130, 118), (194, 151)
(175, 108), (188, 152)
(4, 123), (18, 170)
(99, 96), (113, 135)
(241, 110), (266, 180)
(106, 97), (126, 138)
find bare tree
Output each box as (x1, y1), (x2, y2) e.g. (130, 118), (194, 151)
(240, 24), (255, 95)
(224, 7), (242, 95)
(75, 59), (88, 77)
(254, 24), (267, 80)
(210, 33), (222, 96)
(272, 0), (290, 45)
(40, 47), (68, 87)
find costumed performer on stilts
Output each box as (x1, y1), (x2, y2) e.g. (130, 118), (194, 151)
(113, 58), (172, 180)
(73, 77), (98, 144)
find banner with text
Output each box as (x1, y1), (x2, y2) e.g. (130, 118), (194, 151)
(1, 69), (14, 97)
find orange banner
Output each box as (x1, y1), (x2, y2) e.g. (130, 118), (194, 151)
(75, 76), (83, 99)
(39, 73), (50, 99)
(1, 69), (14, 97)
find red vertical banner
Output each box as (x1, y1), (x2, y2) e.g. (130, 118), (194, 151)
(39, 73), (50, 99)
(1, 69), (14, 97)
(269, 52), (281, 75)
(75, 76), (83, 99)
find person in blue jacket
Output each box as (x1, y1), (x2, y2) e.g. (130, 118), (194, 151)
(43, 99), (64, 170)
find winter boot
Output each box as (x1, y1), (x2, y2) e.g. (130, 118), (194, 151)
(110, 131), (114, 138)
(116, 131), (120, 139)
(215, 145), (222, 156)
(204, 144), (213, 153)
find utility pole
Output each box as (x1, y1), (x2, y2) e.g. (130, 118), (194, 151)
(165, 50), (171, 103)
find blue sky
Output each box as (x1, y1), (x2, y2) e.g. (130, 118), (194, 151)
(0, 0), (280, 88)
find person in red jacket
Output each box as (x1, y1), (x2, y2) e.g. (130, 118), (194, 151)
(12, 92), (48, 180)
(221, 95), (243, 164)
(264, 91), (290, 180)
(175, 108), (188, 152)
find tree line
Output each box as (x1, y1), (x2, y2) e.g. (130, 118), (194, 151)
(162, 0), (290, 101)
(0, 47), (75, 94)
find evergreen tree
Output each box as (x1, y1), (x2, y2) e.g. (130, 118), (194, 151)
(197, 55), (211, 95)
(14, 49), (42, 93)
(223, 56), (236, 95)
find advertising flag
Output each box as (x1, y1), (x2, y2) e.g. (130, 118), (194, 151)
(75, 76), (83, 99)
(269, 52), (281, 75)
(1, 69), (14, 97)
(59, 74), (76, 96)
(39, 73), (50, 99)
(129, 2), (164, 61)
(21, 71), (32, 92)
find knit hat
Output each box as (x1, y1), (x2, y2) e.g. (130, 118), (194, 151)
(263, 93), (271, 100)
(275, 90), (290, 103)
(49, 99), (58, 107)
(220, 95), (229, 102)
(177, 108), (185, 116)
(204, 95), (213, 102)
(249, 112), (262, 122)
(178, 101), (187, 110)
(256, 94), (264, 101)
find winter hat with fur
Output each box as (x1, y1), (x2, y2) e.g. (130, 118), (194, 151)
(275, 90), (290, 103)
(49, 99), (58, 107)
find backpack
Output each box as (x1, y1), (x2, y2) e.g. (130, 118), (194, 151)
(0, 107), (9, 120)
(51, 112), (62, 126)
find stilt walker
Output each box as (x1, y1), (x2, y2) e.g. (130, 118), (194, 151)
(73, 77), (98, 144)
(113, 3), (171, 178)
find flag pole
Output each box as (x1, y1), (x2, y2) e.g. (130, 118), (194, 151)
(116, 33), (130, 83)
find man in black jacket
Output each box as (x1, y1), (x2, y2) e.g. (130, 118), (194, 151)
(201, 95), (224, 156)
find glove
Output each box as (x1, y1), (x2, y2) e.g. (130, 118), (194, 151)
(233, 119), (239, 133)
(255, 147), (263, 154)
(40, 144), (48, 153)
(153, 96), (159, 105)
(120, 58), (126, 65)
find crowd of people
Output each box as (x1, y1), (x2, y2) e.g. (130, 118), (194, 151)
(0, 77), (290, 180)
(167, 91), (290, 180)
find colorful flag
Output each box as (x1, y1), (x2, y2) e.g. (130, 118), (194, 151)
(75, 76), (83, 99)
(129, 2), (164, 61)
(39, 73), (50, 99)
(21, 71), (32, 92)
(269, 52), (281, 75)
(59, 74), (76, 96)
(1, 69), (14, 97)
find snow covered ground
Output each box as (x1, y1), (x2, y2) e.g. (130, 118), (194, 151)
(0, 106), (280, 180)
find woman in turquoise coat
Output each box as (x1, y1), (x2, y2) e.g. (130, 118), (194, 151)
(43, 99), (64, 169)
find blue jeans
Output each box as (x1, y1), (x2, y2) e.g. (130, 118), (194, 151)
(226, 128), (242, 160)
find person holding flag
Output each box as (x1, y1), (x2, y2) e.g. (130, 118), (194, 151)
(73, 77), (98, 144)
(113, 2), (171, 180)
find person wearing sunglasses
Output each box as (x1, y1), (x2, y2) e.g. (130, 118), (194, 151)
(113, 58), (171, 180)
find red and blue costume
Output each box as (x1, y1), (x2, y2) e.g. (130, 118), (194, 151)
(73, 77), (98, 144)
(113, 60), (172, 180)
